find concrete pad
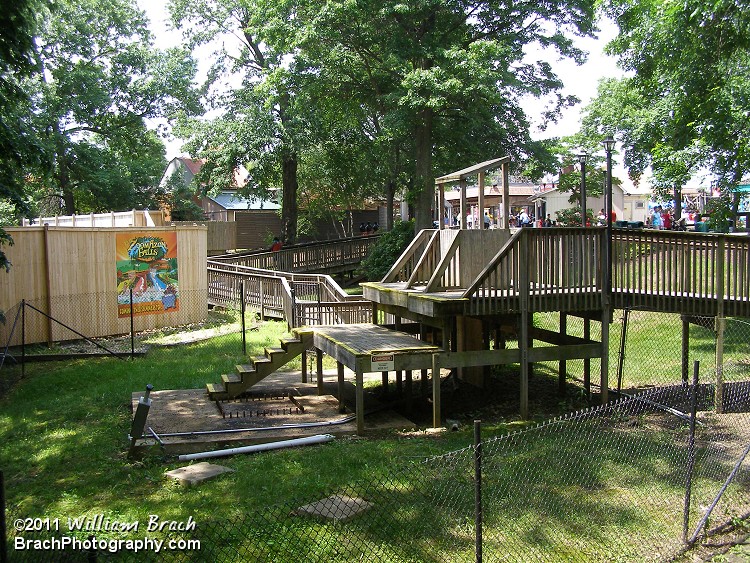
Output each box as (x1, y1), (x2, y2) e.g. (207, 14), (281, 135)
(165, 462), (234, 486)
(294, 494), (373, 522)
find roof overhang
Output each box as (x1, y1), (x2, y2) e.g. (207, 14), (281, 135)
(435, 156), (510, 184)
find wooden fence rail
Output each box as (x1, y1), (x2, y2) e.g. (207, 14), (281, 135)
(211, 235), (380, 274)
(207, 261), (373, 328)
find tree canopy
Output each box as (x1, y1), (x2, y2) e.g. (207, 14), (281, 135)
(171, 0), (597, 236)
(583, 0), (750, 196)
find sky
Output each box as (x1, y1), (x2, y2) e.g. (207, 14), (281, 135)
(140, 2), (628, 177)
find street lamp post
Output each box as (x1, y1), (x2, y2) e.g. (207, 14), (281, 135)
(602, 136), (616, 296)
(576, 151), (589, 227)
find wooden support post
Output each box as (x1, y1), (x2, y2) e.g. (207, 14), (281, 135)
(583, 319), (591, 397)
(316, 348), (324, 396)
(600, 310), (609, 404)
(460, 178), (468, 229)
(681, 316), (690, 384)
(420, 324), (429, 397)
(405, 370), (413, 414)
(301, 349), (308, 383)
(716, 315), (725, 414)
(337, 361), (346, 413)
(478, 170), (486, 229)
(382, 371), (389, 396)
(715, 236), (725, 413)
(396, 370), (403, 394)
(356, 369), (365, 435)
(519, 234), (530, 419)
(501, 162), (510, 230)
(372, 303), (379, 325)
(432, 353), (442, 428)
(558, 313), (567, 396)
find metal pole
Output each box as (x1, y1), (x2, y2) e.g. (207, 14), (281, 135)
(21, 300), (25, 378)
(474, 420), (483, 563)
(1, 470), (7, 563)
(241, 281), (246, 356)
(617, 308), (630, 394)
(580, 159), (587, 226)
(605, 145), (613, 298)
(130, 288), (135, 360)
(683, 360), (699, 543)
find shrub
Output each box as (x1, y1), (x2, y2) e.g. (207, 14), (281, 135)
(359, 220), (414, 281)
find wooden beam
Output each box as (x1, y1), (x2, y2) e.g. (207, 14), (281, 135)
(337, 361), (346, 413)
(460, 177), (468, 229)
(478, 170), (486, 230)
(424, 231), (463, 292)
(502, 162), (510, 231)
(356, 369), (364, 435)
(432, 353), (441, 428)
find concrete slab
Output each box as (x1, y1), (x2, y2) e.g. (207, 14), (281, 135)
(165, 462), (234, 486)
(294, 494), (373, 522)
(130, 369), (417, 454)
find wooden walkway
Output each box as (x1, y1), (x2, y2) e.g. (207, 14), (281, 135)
(205, 227), (749, 430)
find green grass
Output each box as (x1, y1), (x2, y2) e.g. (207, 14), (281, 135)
(1, 314), (747, 561)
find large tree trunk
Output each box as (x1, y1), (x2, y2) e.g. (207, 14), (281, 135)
(413, 108), (434, 233)
(385, 179), (395, 231)
(54, 131), (75, 215)
(281, 153), (298, 243)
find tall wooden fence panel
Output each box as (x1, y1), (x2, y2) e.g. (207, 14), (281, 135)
(0, 226), (207, 346)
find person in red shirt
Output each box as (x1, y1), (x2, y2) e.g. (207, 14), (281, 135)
(270, 237), (283, 252)
(662, 209), (672, 230)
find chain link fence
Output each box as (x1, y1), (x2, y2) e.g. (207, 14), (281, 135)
(3, 302), (750, 561)
(6, 381), (750, 562)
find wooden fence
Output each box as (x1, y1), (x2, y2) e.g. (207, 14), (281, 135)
(207, 261), (372, 328)
(21, 209), (166, 227)
(211, 235), (380, 274)
(0, 226), (207, 346)
(170, 221), (237, 255)
(612, 230), (750, 316)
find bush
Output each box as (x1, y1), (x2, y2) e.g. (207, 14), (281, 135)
(359, 220), (414, 281)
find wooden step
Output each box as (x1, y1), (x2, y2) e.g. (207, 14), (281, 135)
(236, 364), (257, 375)
(251, 356), (272, 365)
(280, 337), (302, 350)
(206, 383), (225, 394)
(221, 373), (242, 385)
(265, 347), (286, 356)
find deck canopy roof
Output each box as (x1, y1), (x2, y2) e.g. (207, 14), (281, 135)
(434, 156), (512, 229)
(434, 156), (510, 184)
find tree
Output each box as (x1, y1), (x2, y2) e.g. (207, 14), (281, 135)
(163, 170), (205, 221)
(302, 0), (597, 232)
(170, 0), (306, 242)
(27, 0), (200, 216)
(0, 0), (38, 271)
(584, 0), (750, 196)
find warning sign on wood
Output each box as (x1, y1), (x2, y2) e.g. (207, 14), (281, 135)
(370, 354), (395, 372)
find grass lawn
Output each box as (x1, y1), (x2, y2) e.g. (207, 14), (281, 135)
(1, 313), (747, 561)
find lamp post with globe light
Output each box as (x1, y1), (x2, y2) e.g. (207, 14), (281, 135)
(576, 150), (589, 226)
(602, 136), (616, 296)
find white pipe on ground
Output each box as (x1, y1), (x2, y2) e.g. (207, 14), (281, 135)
(177, 433), (335, 461)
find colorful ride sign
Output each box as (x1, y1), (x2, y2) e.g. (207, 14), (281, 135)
(116, 232), (179, 318)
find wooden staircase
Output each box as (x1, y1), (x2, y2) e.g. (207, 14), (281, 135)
(206, 329), (314, 400)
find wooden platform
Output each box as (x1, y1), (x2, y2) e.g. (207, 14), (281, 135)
(312, 324), (441, 435)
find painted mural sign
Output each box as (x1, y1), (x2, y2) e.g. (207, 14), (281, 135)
(116, 232), (179, 318)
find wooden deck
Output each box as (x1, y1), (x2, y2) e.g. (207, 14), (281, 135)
(313, 324), (441, 434)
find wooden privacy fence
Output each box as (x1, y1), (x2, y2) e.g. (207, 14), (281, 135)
(207, 261), (372, 328)
(211, 235), (380, 274)
(170, 221), (237, 255)
(0, 226), (208, 346)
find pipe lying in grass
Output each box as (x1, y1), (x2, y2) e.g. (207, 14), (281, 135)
(154, 414), (356, 438)
(178, 434), (335, 461)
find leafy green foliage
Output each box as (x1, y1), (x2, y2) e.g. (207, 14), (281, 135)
(21, 0), (200, 216)
(163, 170), (204, 221)
(359, 220), (414, 281)
(586, 0), (750, 194)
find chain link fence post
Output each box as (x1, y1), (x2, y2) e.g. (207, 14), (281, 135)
(1, 470), (7, 563)
(241, 281), (246, 356)
(683, 360), (699, 543)
(474, 420), (482, 563)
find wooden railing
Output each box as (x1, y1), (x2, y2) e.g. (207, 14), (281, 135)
(211, 235), (380, 274)
(612, 230), (750, 316)
(463, 228), (605, 315)
(382, 230), (436, 283)
(207, 261), (372, 328)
